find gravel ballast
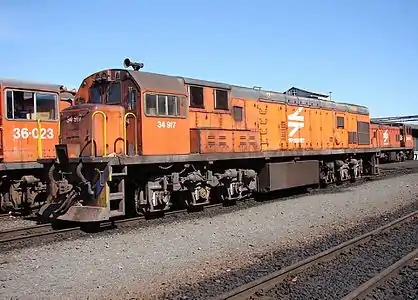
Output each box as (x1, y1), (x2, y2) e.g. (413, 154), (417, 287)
(1, 172), (418, 300)
(263, 217), (417, 299)
(365, 260), (418, 300)
(0, 215), (37, 231)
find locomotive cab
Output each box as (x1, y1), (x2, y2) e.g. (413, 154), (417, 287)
(59, 60), (189, 159)
(38, 59), (191, 222)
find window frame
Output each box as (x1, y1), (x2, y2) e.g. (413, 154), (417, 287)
(232, 106), (243, 121)
(188, 85), (205, 109)
(336, 116), (345, 129)
(143, 92), (187, 118)
(106, 82), (122, 104)
(214, 88), (229, 111)
(89, 84), (102, 104)
(4, 89), (59, 122)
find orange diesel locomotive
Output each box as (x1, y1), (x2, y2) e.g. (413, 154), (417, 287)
(370, 122), (414, 162)
(38, 58), (383, 223)
(0, 78), (75, 212)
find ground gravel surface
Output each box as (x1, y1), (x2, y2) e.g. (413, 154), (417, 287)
(261, 217), (417, 300)
(0, 215), (36, 231)
(365, 260), (418, 300)
(0, 172), (418, 300)
(165, 201), (418, 300)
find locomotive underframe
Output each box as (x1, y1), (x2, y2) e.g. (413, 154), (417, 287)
(36, 146), (381, 223)
(377, 147), (414, 163)
(0, 162), (49, 213)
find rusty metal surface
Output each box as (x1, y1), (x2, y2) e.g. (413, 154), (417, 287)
(180, 77), (369, 115)
(258, 160), (319, 192)
(0, 78), (62, 92)
(38, 147), (381, 167)
(128, 70), (187, 94)
(0, 162), (44, 171)
(57, 206), (111, 222)
(182, 77), (231, 90)
(85, 68), (369, 115)
(224, 85), (369, 115)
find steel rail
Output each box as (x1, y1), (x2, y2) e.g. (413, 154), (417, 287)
(340, 248), (418, 300)
(0, 203), (222, 244)
(213, 210), (417, 300)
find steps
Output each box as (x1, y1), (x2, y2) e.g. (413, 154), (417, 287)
(108, 165), (127, 217)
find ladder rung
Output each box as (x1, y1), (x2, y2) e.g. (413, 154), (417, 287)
(109, 192), (124, 201)
(112, 172), (127, 177)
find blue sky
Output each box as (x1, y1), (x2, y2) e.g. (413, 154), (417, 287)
(1, 0), (417, 117)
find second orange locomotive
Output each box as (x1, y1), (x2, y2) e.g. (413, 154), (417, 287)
(370, 122), (414, 162)
(0, 78), (75, 212)
(38, 58), (392, 222)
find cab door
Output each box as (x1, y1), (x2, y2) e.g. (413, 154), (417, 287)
(370, 125), (379, 148)
(141, 91), (189, 155)
(124, 84), (140, 156)
(334, 113), (346, 148)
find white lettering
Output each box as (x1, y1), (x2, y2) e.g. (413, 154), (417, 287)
(383, 129), (389, 145)
(157, 121), (176, 129)
(13, 128), (54, 140)
(65, 116), (82, 123)
(288, 137), (305, 143)
(287, 107), (304, 143)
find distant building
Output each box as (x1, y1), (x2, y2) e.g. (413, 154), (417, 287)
(285, 87), (330, 100)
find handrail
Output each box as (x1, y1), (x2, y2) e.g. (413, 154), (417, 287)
(123, 112), (138, 155)
(36, 119), (42, 158)
(58, 116), (61, 143)
(91, 111), (107, 157)
(0, 126), (3, 158)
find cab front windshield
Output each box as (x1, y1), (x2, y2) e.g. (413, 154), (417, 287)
(89, 82), (121, 105)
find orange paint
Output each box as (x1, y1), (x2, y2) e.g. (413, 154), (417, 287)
(58, 67), (415, 160)
(0, 80), (76, 163)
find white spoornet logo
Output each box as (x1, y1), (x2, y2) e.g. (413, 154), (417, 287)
(288, 107), (305, 143)
(383, 129), (389, 145)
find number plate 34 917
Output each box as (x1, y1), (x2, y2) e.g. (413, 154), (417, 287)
(157, 121), (176, 129)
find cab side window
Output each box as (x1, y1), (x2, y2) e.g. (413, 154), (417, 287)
(189, 86), (204, 108)
(5, 90), (58, 121)
(36, 93), (57, 120)
(214, 89), (229, 110)
(144, 93), (186, 117)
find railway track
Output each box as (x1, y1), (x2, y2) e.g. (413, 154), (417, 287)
(213, 210), (417, 300)
(341, 248), (418, 300)
(0, 213), (11, 219)
(0, 204), (222, 245)
(0, 223), (76, 244)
